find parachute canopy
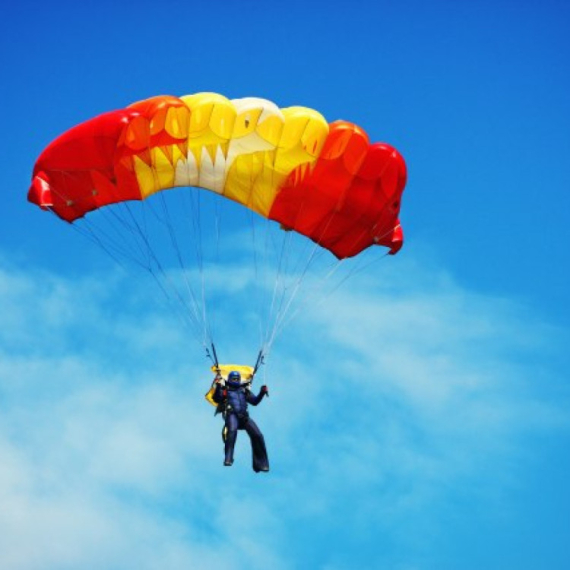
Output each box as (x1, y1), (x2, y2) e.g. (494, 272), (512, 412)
(29, 92), (407, 259)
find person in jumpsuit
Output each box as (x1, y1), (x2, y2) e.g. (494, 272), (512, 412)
(213, 370), (269, 472)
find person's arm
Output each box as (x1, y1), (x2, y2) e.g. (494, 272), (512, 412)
(246, 385), (269, 406)
(212, 380), (227, 404)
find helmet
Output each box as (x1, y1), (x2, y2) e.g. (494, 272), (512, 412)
(227, 371), (241, 389)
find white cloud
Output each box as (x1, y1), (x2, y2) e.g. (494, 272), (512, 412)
(0, 251), (567, 569)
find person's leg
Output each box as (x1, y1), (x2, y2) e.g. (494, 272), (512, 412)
(224, 414), (239, 466)
(245, 418), (269, 472)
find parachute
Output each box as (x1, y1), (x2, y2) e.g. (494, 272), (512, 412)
(28, 92), (407, 361)
(29, 92), (406, 258)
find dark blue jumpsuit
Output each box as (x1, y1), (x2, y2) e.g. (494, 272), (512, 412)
(213, 382), (269, 472)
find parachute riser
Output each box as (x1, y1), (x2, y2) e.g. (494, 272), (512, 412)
(206, 342), (221, 376)
(253, 349), (265, 376)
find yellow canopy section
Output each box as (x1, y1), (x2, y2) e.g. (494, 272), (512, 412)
(131, 92), (329, 217)
(204, 364), (256, 407)
(204, 387), (218, 407)
(210, 364), (255, 380)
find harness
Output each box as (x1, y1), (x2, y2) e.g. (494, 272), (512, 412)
(221, 384), (251, 419)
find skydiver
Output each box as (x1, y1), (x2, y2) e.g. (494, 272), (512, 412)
(212, 371), (270, 472)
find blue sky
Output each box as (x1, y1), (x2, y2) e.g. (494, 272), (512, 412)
(1, 1), (569, 569)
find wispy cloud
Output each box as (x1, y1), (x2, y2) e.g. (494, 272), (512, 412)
(0, 251), (567, 569)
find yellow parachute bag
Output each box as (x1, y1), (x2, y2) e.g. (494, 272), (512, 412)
(204, 364), (255, 407)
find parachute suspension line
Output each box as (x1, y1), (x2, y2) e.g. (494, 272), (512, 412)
(264, 206), (349, 352)
(327, 251), (389, 295)
(206, 189), (225, 347)
(152, 190), (212, 348)
(259, 208), (280, 356)
(73, 211), (140, 266)
(259, 200), (308, 356)
(264, 232), (322, 353)
(249, 208), (264, 349)
(191, 188), (210, 346)
(119, 197), (207, 340)
(180, 187), (209, 338)
(259, 217), (276, 347)
(49, 173), (150, 268)
(242, 155), (277, 355)
(64, 171), (209, 348)
(245, 205), (279, 362)
(261, 199), (315, 350)
(168, 185), (215, 350)
(263, 220), (295, 354)
(125, 169), (208, 339)
(103, 199), (156, 266)
(52, 206), (208, 349)
(61, 176), (167, 273)
(133, 216), (210, 347)
(274, 199), (329, 319)
(48, 208), (138, 281)
(270, 220), (398, 340)
(275, 252), (390, 339)
(307, 220), (401, 306)
(200, 188), (216, 348)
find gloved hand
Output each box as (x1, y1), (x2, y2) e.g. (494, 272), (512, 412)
(261, 385), (269, 397)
